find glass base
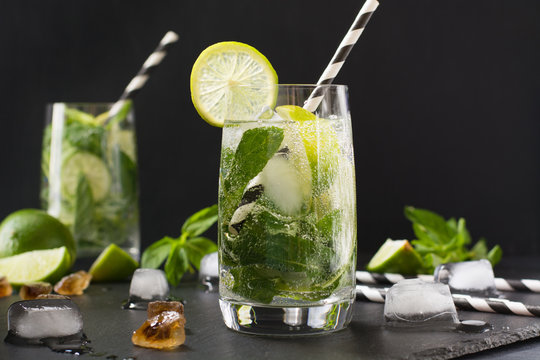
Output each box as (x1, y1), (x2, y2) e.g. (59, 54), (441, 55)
(219, 299), (354, 336)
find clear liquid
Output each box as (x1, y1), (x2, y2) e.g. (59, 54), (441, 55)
(218, 118), (357, 306)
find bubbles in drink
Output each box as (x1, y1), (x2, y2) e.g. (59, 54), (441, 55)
(434, 259), (496, 295)
(54, 270), (92, 296)
(384, 279), (459, 329)
(19, 282), (52, 300)
(125, 268), (169, 309)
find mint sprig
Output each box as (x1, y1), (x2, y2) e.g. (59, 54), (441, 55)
(141, 204), (218, 286)
(405, 206), (502, 273)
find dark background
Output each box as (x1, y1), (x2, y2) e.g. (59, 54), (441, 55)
(0, 0), (539, 259)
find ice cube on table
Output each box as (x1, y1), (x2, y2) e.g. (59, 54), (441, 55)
(126, 269), (169, 309)
(434, 259), (496, 294)
(5, 299), (83, 345)
(384, 279), (459, 328)
(199, 252), (218, 291)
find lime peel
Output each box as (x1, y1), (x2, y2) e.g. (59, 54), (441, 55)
(89, 243), (139, 282)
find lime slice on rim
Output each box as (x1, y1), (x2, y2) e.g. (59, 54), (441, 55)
(89, 243), (139, 282)
(190, 41), (278, 127)
(0, 246), (72, 286)
(61, 151), (111, 201)
(366, 239), (424, 275)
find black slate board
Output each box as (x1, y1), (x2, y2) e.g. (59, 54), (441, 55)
(0, 282), (539, 360)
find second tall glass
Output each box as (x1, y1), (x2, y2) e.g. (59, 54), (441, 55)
(41, 102), (140, 260)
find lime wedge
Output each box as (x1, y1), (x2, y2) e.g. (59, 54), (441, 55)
(89, 243), (139, 282)
(61, 151), (111, 201)
(0, 246), (71, 286)
(190, 41), (278, 127)
(366, 239), (424, 275)
(275, 105), (316, 121)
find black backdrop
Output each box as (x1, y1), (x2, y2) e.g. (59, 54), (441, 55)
(0, 0), (539, 259)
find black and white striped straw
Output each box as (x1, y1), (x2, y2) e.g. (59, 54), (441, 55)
(303, 0), (379, 113)
(355, 285), (540, 317)
(107, 31), (179, 120)
(356, 271), (540, 293)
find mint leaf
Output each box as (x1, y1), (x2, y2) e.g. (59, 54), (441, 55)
(405, 206), (451, 244)
(181, 204), (218, 237)
(110, 148), (137, 202)
(184, 237), (218, 270)
(230, 265), (279, 304)
(487, 245), (503, 266)
(222, 127), (284, 220)
(141, 236), (175, 269)
(165, 242), (189, 286)
(73, 175), (97, 245)
(64, 121), (105, 156)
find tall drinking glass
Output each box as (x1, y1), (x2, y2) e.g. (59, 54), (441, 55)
(218, 84), (356, 335)
(41, 102), (140, 260)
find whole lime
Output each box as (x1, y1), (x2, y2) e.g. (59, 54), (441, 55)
(0, 209), (76, 265)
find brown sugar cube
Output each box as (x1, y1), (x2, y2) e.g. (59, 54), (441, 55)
(19, 282), (52, 300)
(0, 276), (13, 298)
(54, 270), (92, 296)
(147, 301), (184, 318)
(132, 311), (186, 350)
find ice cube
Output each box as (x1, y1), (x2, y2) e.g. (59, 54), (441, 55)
(54, 271), (92, 296)
(19, 282), (53, 300)
(126, 269), (169, 309)
(36, 294), (70, 300)
(199, 252), (218, 291)
(0, 276), (13, 298)
(434, 259), (496, 294)
(384, 279), (459, 328)
(131, 311), (186, 349)
(147, 301), (184, 319)
(5, 299), (83, 345)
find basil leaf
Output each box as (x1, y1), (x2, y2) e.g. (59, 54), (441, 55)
(181, 204), (218, 237)
(165, 242), (189, 286)
(184, 237), (218, 270)
(141, 236), (175, 269)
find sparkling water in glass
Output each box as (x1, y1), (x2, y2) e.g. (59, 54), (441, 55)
(218, 84), (356, 335)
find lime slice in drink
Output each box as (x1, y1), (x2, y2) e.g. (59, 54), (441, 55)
(276, 105), (340, 196)
(366, 239), (424, 275)
(275, 105), (316, 122)
(89, 243), (139, 282)
(61, 151), (111, 201)
(190, 41), (278, 127)
(0, 246), (72, 286)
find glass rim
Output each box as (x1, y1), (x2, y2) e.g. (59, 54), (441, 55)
(46, 101), (117, 106)
(226, 83), (348, 90)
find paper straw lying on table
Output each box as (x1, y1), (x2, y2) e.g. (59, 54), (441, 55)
(356, 271), (540, 293)
(303, 0), (379, 112)
(356, 285), (540, 317)
(107, 31), (179, 121)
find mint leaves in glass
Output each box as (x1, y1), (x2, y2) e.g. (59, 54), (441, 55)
(218, 85), (357, 335)
(41, 102), (139, 259)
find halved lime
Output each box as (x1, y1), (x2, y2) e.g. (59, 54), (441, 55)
(190, 41), (278, 127)
(89, 243), (139, 282)
(0, 246), (72, 286)
(366, 239), (424, 275)
(61, 151), (111, 201)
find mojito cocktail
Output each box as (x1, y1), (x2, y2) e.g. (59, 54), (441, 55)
(218, 85), (357, 335)
(41, 102), (140, 259)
